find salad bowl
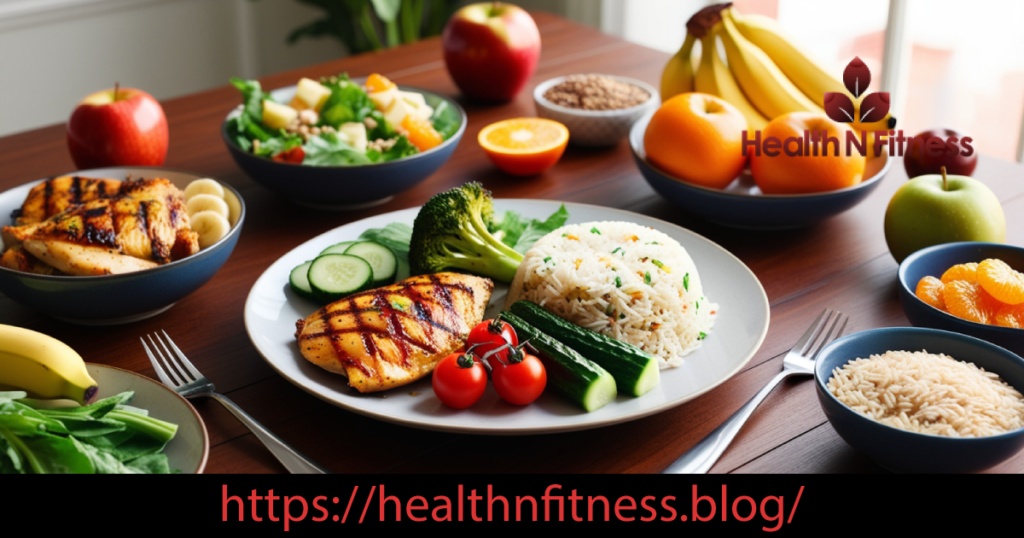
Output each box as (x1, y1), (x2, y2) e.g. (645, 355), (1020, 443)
(222, 82), (467, 210)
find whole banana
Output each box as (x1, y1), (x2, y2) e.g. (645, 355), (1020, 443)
(718, 9), (824, 120)
(661, 32), (696, 102)
(694, 28), (769, 131)
(0, 324), (97, 404)
(731, 12), (844, 106)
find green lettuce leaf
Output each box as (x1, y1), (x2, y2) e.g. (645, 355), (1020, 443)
(303, 132), (372, 166)
(366, 135), (418, 163)
(319, 74), (375, 128)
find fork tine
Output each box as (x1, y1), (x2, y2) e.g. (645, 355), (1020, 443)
(793, 309), (831, 356)
(161, 329), (203, 381)
(153, 332), (196, 383)
(810, 312), (847, 360)
(147, 334), (186, 386)
(141, 337), (178, 387)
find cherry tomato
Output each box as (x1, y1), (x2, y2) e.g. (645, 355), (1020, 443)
(492, 346), (547, 406)
(432, 351), (487, 409)
(271, 146), (305, 164)
(467, 319), (518, 369)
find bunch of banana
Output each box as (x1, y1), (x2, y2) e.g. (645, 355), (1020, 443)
(0, 324), (97, 404)
(661, 3), (877, 128)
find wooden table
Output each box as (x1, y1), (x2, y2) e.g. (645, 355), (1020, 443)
(2, 12), (1023, 474)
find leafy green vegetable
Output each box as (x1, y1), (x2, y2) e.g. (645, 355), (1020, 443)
(303, 132), (372, 166)
(358, 223), (413, 258)
(0, 391), (178, 474)
(366, 135), (418, 162)
(255, 132), (304, 158)
(366, 109), (397, 141)
(228, 77), (274, 145)
(509, 205), (570, 254)
(319, 74), (375, 127)
(430, 100), (461, 140)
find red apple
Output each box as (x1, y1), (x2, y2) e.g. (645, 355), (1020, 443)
(442, 2), (541, 103)
(67, 86), (169, 168)
(903, 127), (977, 178)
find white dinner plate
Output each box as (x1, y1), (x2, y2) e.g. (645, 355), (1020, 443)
(244, 200), (770, 435)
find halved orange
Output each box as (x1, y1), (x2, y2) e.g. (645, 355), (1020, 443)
(478, 118), (569, 176)
(977, 258), (1024, 305)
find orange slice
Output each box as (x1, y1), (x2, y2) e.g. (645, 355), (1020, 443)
(478, 118), (569, 176)
(401, 116), (443, 152)
(943, 280), (1002, 325)
(940, 262), (978, 284)
(915, 276), (946, 311)
(994, 303), (1024, 329)
(365, 73), (394, 93)
(977, 258), (1024, 305)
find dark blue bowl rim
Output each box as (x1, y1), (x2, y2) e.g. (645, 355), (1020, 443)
(0, 166), (246, 282)
(221, 82), (468, 169)
(813, 326), (1024, 441)
(898, 241), (1024, 336)
(628, 110), (893, 200)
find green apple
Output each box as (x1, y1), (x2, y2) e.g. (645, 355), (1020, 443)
(884, 169), (1005, 263)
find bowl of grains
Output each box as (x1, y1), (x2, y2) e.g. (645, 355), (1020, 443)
(533, 74), (658, 147)
(814, 327), (1024, 473)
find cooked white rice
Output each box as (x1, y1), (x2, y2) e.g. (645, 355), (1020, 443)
(827, 350), (1024, 437)
(504, 221), (717, 368)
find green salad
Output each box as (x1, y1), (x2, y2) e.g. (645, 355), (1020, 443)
(226, 73), (460, 166)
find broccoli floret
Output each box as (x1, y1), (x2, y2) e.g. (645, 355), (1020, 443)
(409, 182), (523, 283)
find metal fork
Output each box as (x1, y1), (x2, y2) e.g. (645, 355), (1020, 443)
(141, 330), (329, 474)
(663, 308), (848, 474)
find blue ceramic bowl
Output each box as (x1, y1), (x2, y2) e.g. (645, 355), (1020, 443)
(898, 242), (1024, 356)
(629, 112), (891, 229)
(0, 167), (245, 325)
(222, 82), (466, 210)
(814, 327), (1024, 473)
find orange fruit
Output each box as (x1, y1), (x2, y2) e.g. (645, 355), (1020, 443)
(365, 73), (394, 93)
(943, 280), (1002, 325)
(977, 258), (1024, 305)
(478, 118), (568, 176)
(915, 276), (946, 311)
(750, 112), (866, 194)
(941, 262), (978, 284)
(643, 93), (747, 190)
(994, 303), (1024, 329)
(401, 116), (443, 152)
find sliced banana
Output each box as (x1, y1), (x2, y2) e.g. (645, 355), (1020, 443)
(184, 178), (225, 201)
(186, 194), (229, 219)
(223, 189), (242, 226)
(190, 210), (231, 249)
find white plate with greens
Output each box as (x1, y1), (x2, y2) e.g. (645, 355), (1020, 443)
(243, 200), (770, 435)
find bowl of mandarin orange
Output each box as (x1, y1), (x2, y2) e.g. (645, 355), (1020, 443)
(901, 242), (1024, 356)
(629, 93), (891, 229)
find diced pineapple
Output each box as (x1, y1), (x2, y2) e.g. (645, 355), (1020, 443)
(382, 96), (410, 128)
(400, 91), (433, 120)
(262, 100), (298, 130)
(289, 77), (332, 112)
(368, 86), (400, 112)
(339, 122), (368, 152)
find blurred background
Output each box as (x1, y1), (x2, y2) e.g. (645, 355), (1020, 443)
(1, 0), (1022, 161)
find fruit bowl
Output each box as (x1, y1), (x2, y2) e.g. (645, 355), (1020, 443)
(0, 167), (245, 325)
(222, 83), (466, 210)
(898, 242), (1024, 356)
(629, 112), (891, 229)
(533, 75), (659, 147)
(814, 327), (1024, 473)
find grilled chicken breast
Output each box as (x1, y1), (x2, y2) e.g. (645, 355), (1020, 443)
(14, 175), (121, 225)
(0, 246), (63, 275)
(295, 273), (494, 393)
(2, 178), (199, 276)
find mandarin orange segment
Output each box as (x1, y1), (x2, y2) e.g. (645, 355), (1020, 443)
(943, 280), (1002, 325)
(401, 116), (443, 152)
(477, 118), (569, 176)
(940, 262), (978, 284)
(994, 303), (1024, 329)
(977, 258), (1024, 305)
(365, 73), (394, 93)
(915, 276), (946, 311)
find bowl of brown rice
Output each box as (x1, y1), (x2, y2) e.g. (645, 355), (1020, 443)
(533, 74), (658, 147)
(814, 327), (1024, 473)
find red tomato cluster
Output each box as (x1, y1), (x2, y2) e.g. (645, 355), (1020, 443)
(432, 319), (547, 409)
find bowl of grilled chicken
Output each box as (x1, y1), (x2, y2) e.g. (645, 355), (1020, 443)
(0, 167), (245, 324)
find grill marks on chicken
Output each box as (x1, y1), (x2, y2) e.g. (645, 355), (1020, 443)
(14, 175), (122, 225)
(1, 177), (199, 276)
(295, 273), (493, 393)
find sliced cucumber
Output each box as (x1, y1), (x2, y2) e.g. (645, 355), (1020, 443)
(499, 311), (617, 412)
(319, 240), (356, 256)
(308, 254), (373, 303)
(510, 300), (660, 397)
(289, 260), (318, 302)
(344, 241), (397, 285)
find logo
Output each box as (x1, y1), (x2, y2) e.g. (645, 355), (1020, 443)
(823, 57), (890, 125)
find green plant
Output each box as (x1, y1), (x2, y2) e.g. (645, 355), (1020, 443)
(287, 0), (461, 54)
